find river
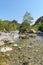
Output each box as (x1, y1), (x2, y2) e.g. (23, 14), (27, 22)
(0, 34), (43, 65)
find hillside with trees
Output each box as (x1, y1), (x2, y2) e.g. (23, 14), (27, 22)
(33, 16), (43, 31)
(0, 12), (43, 32)
(0, 20), (20, 32)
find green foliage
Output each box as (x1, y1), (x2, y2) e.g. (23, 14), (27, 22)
(20, 21), (31, 30)
(33, 27), (38, 31)
(23, 11), (34, 25)
(38, 23), (43, 32)
(20, 11), (33, 30)
(33, 16), (43, 31)
(0, 20), (19, 32)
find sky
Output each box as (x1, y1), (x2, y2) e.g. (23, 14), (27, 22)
(0, 0), (43, 23)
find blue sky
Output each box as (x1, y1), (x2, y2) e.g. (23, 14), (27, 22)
(0, 0), (43, 23)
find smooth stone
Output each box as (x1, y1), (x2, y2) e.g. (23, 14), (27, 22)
(19, 47), (21, 49)
(13, 44), (18, 47)
(0, 46), (12, 52)
(0, 41), (5, 46)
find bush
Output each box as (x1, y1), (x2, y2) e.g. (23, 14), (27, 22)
(38, 23), (43, 32)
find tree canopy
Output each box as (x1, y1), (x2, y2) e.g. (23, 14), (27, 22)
(20, 11), (34, 30)
(23, 11), (34, 25)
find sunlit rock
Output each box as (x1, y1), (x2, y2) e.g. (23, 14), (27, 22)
(0, 46), (12, 52)
(29, 34), (37, 37)
(14, 34), (19, 39)
(8, 40), (14, 43)
(29, 29), (36, 33)
(19, 34), (27, 39)
(10, 31), (19, 40)
(13, 44), (18, 47)
(0, 31), (19, 43)
(19, 46), (21, 49)
(0, 41), (5, 46)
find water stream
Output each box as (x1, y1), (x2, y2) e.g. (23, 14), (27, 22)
(0, 35), (43, 65)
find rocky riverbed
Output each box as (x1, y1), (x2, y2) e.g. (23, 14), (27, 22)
(0, 32), (43, 65)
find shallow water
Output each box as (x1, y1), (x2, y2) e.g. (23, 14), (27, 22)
(0, 35), (43, 65)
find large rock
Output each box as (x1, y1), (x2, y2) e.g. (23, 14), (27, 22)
(29, 29), (36, 33)
(19, 28), (28, 34)
(19, 28), (29, 39)
(19, 34), (26, 39)
(29, 33), (37, 37)
(19, 34), (29, 39)
(10, 31), (19, 40)
(0, 31), (19, 43)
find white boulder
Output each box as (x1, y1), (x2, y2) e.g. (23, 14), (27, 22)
(0, 46), (12, 52)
